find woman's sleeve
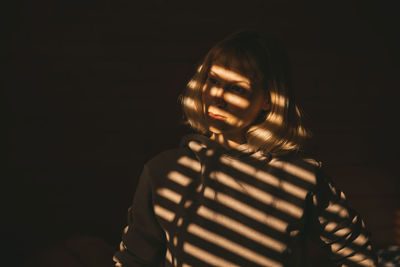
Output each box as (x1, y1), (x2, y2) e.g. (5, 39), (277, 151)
(113, 165), (166, 267)
(306, 167), (379, 266)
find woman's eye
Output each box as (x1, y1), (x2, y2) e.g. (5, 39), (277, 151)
(230, 85), (247, 95)
(208, 77), (218, 85)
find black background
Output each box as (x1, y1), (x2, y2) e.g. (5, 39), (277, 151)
(3, 0), (400, 266)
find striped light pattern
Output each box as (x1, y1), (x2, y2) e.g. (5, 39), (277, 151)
(115, 138), (376, 267)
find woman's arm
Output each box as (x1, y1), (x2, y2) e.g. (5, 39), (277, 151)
(306, 168), (379, 266)
(113, 165), (166, 267)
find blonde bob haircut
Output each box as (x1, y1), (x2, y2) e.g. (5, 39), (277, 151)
(181, 30), (311, 156)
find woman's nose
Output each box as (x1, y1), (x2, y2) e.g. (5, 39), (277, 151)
(209, 86), (227, 107)
(210, 86), (224, 98)
(213, 88), (227, 108)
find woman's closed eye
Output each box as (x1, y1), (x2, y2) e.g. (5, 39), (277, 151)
(207, 75), (249, 95)
(228, 85), (248, 95)
(207, 76), (219, 86)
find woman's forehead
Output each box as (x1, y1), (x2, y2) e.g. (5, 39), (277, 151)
(210, 52), (261, 83)
(209, 65), (251, 87)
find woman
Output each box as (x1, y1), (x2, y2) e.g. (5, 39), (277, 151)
(113, 31), (378, 266)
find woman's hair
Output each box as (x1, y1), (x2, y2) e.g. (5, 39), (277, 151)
(180, 30), (311, 156)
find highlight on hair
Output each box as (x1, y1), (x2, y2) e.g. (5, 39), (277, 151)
(180, 30), (311, 156)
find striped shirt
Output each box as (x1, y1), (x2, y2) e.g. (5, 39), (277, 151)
(114, 134), (378, 266)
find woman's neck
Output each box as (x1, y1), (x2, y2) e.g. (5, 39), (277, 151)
(209, 132), (246, 150)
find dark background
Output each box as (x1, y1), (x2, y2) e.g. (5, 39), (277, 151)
(3, 0), (400, 266)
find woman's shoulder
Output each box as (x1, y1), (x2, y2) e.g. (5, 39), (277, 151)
(270, 151), (321, 169)
(145, 146), (193, 169)
(268, 152), (322, 186)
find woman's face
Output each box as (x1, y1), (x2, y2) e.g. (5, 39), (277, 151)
(201, 64), (270, 137)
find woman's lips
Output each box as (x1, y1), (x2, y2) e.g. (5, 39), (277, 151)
(208, 112), (226, 120)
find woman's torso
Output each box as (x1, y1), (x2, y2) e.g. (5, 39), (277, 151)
(147, 136), (320, 267)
